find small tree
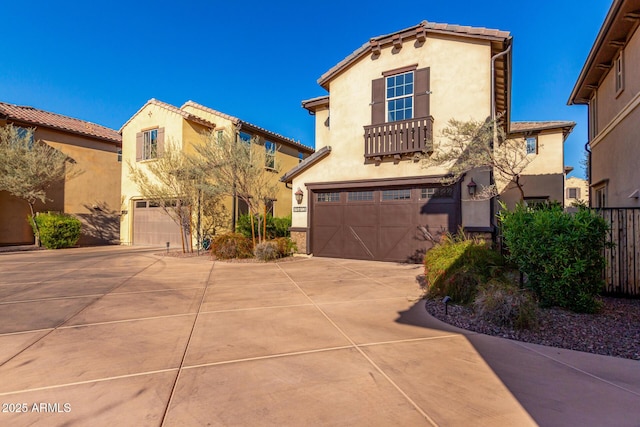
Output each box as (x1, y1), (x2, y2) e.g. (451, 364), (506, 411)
(128, 141), (204, 253)
(422, 118), (534, 201)
(192, 129), (280, 247)
(0, 125), (78, 246)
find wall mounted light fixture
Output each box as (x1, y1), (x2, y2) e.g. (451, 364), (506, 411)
(295, 188), (304, 205)
(467, 179), (477, 196)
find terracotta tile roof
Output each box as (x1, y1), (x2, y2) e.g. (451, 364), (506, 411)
(510, 121), (576, 140)
(182, 101), (314, 153)
(318, 20), (511, 88)
(0, 101), (121, 144)
(119, 99), (217, 132)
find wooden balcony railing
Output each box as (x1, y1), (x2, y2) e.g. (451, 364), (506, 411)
(364, 116), (434, 160)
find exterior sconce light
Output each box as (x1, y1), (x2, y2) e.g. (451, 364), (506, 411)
(467, 179), (477, 196)
(295, 188), (304, 205)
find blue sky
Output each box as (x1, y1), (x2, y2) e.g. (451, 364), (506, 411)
(1, 1), (612, 179)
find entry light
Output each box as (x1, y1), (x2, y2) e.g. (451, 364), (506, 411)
(295, 188), (304, 205)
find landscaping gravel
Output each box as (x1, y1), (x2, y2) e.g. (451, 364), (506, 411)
(424, 296), (640, 360)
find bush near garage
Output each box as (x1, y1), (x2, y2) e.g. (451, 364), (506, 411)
(210, 233), (253, 260)
(237, 214), (292, 240)
(254, 241), (280, 262)
(423, 231), (505, 304)
(30, 212), (82, 249)
(271, 237), (297, 258)
(498, 203), (610, 313)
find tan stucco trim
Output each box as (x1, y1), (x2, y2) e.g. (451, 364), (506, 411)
(589, 89), (640, 149)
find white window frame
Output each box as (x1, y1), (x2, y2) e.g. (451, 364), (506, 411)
(589, 93), (597, 140)
(615, 49), (624, 96)
(142, 129), (158, 160)
(526, 136), (538, 155)
(386, 71), (414, 122)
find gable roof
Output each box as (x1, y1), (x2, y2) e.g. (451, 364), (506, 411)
(510, 121), (576, 141)
(0, 101), (121, 145)
(183, 101), (314, 153)
(318, 20), (511, 89)
(119, 98), (217, 132)
(568, 0), (640, 104)
(280, 146), (332, 183)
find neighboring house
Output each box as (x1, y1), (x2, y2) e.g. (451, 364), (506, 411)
(120, 99), (313, 247)
(281, 21), (572, 262)
(569, 0), (640, 207)
(0, 101), (121, 246)
(564, 176), (589, 207)
(501, 121), (576, 209)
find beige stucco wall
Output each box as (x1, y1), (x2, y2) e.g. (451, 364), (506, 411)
(591, 105), (640, 207)
(595, 27), (640, 132)
(564, 176), (589, 207)
(589, 25), (640, 208)
(291, 33), (494, 230)
(0, 123), (121, 246)
(498, 130), (566, 209)
(120, 103), (186, 244)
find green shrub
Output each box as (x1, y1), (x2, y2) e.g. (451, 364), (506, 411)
(30, 213), (81, 249)
(210, 233), (253, 260)
(237, 214), (291, 240)
(473, 280), (539, 330)
(423, 231), (504, 304)
(271, 237), (297, 257)
(498, 203), (609, 313)
(254, 241), (279, 262)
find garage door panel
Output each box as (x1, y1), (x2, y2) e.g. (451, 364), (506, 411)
(344, 226), (377, 259)
(311, 185), (460, 262)
(344, 205), (378, 226)
(133, 203), (185, 248)
(312, 225), (343, 257)
(379, 204), (414, 225)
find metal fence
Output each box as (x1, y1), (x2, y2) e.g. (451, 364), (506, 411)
(598, 208), (640, 296)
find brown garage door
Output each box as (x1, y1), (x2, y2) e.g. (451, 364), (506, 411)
(133, 200), (188, 249)
(311, 185), (459, 262)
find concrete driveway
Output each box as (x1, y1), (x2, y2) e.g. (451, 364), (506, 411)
(0, 246), (638, 426)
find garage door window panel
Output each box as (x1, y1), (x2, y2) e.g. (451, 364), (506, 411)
(347, 191), (374, 202)
(382, 189), (411, 201)
(317, 192), (340, 202)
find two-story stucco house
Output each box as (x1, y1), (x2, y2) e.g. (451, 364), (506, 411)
(0, 101), (122, 246)
(282, 21), (573, 262)
(120, 99), (313, 247)
(569, 0), (640, 208)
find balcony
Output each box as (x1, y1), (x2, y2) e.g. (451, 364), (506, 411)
(364, 116), (434, 160)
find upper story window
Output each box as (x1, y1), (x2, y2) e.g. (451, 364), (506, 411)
(386, 71), (414, 122)
(526, 136), (538, 155)
(589, 93), (597, 140)
(238, 131), (252, 144)
(136, 127), (164, 161)
(143, 129), (158, 160)
(615, 50), (624, 95)
(567, 188), (578, 199)
(265, 140), (276, 169)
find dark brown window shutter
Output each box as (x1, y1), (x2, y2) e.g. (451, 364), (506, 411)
(414, 67), (431, 118)
(576, 188), (581, 199)
(157, 127), (165, 157)
(371, 77), (385, 124)
(135, 132), (143, 161)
